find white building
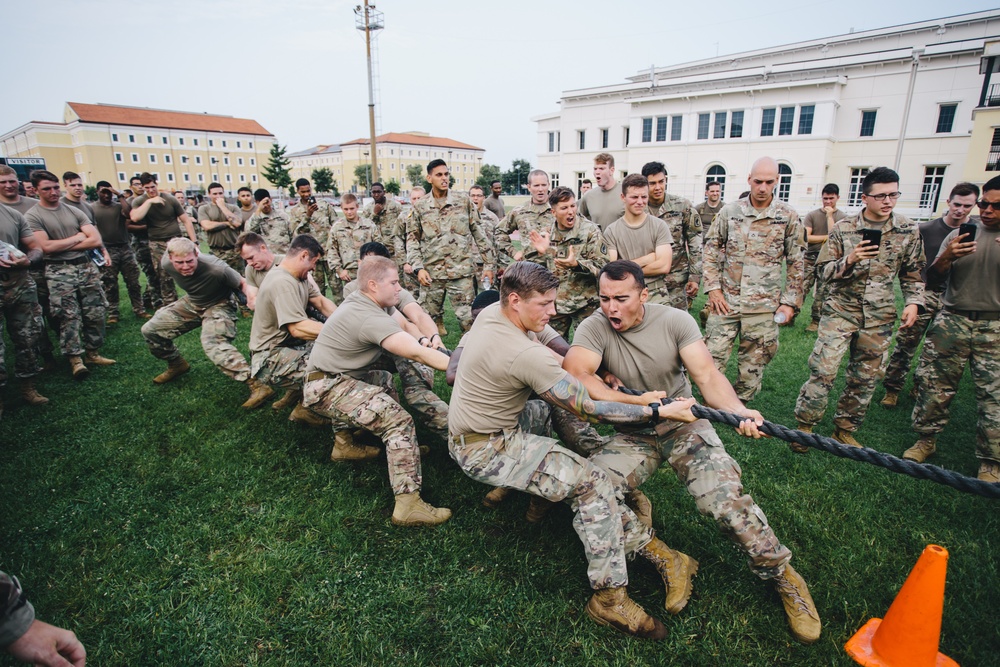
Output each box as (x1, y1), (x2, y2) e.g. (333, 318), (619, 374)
(534, 10), (1000, 217)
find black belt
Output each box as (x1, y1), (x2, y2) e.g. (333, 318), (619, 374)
(945, 306), (1000, 322)
(46, 256), (89, 265)
(211, 246), (236, 251)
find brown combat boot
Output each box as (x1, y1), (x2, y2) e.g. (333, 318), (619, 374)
(978, 461), (1000, 483)
(68, 355), (89, 380)
(902, 436), (936, 463)
(288, 403), (327, 427)
(241, 379), (275, 409)
(20, 379), (49, 406)
(391, 492), (452, 526)
(637, 537), (699, 614)
(330, 430), (379, 462)
(106, 315), (119, 325)
(772, 564), (821, 644)
(585, 587), (666, 640)
(880, 391), (899, 409)
(436, 321), (448, 337)
(153, 357), (190, 384)
(135, 310), (152, 320)
(625, 489), (653, 527)
(272, 388), (301, 411)
(482, 486), (513, 508)
(805, 321), (819, 333)
(832, 428), (862, 448)
(525, 496), (556, 523)
(40, 351), (56, 372)
(85, 350), (116, 366)
(789, 423), (811, 454)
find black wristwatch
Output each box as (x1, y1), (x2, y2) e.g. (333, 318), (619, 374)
(648, 403), (662, 426)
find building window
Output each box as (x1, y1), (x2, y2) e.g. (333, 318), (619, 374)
(623, 127), (629, 146)
(181, 155), (188, 164)
(164, 155), (172, 164)
(248, 142), (254, 149)
(146, 135), (153, 144)
(131, 153), (139, 163)
(713, 112), (728, 139)
(250, 158), (256, 166)
(239, 174), (246, 183)
(237, 157), (243, 166)
(236, 141), (242, 148)
(653, 117), (666, 142)
(551, 172), (560, 187)
(212, 173), (218, 181)
(730, 111), (744, 139)
(577, 130), (586, 150)
(601, 128), (609, 149)
(112, 133), (119, 142)
(670, 115), (682, 141)
(860, 110), (877, 137)
(251, 174), (258, 183)
(548, 131), (556, 152)
(987, 128), (1000, 170)
(798, 105), (815, 135)
(697, 113), (710, 140)
(209, 139), (214, 147)
(149, 155), (157, 164)
(222, 140), (227, 148)
(193, 138), (199, 147)
(777, 163), (792, 202)
(920, 166), (946, 212)
(761, 108), (776, 136)
(223, 157), (230, 166)
(166, 173), (174, 182)
(128, 134), (135, 143)
(178, 137), (185, 146)
(936, 104), (957, 134)
(114, 152), (123, 163)
(117, 171), (126, 182)
(195, 156), (202, 165)
(778, 107), (795, 135)
(641, 118), (653, 143)
(162, 137), (168, 145)
(197, 173), (205, 183)
(183, 173), (190, 182)
(848, 168), (870, 207)
(707, 165), (726, 198)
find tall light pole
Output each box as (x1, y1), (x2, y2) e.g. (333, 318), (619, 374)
(355, 2), (383, 185)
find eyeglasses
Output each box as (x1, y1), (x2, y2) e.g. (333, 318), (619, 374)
(977, 200), (1000, 211)
(864, 192), (901, 202)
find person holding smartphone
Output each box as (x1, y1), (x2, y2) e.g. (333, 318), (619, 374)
(793, 167), (925, 449)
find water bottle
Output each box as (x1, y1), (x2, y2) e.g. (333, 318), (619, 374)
(773, 311), (788, 324)
(482, 276), (491, 291)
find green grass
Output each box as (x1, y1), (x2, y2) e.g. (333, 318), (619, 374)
(1, 288), (997, 666)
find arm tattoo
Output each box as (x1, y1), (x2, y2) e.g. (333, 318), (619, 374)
(540, 375), (650, 425)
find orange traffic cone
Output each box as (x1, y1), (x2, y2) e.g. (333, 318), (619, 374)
(845, 544), (958, 667)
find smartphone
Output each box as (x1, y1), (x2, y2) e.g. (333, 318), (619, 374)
(861, 228), (882, 248)
(959, 222), (977, 242)
(308, 195), (317, 206)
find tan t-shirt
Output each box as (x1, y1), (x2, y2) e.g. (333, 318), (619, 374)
(937, 223), (1000, 311)
(25, 204), (91, 261)
(307, 290), (403, 379)
(161, 252), (242, 308)
(198, 202), (242, 249)
(571, 303), (703, 402)
(250, 266), (311, 353)
(603, 214), (673, 263)
(1, 196), (38, 216)
(131, 193), (185, 241)
(456, 323), (560, 350)
(448, 303), (566, 435)
(579, 185), (625, 231)
(93, 202), (129, 244)
(803, 208), (846, 255)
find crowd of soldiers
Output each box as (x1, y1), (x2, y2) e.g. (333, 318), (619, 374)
(2, 152), (999, 657)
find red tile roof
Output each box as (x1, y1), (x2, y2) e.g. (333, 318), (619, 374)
(341, 132), (483, 151)
(66, 102), (273, 136)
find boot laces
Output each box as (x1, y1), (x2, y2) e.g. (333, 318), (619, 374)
(775, 576), (812, 616)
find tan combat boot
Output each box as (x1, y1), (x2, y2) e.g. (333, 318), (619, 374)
(241, 379), (275, 409)
(805, 321), (819, 333)
(20, 379), (49, 406)
(330, 430), (379, 462)
(153, 357), (190, 384)
(789, 424), (811, 454)
(68, 355), (89, 380)
(436, 321), (448, 337)
(272, 388), (301, 411)
(625, 489), (653, 527)
(391, 492), (452, 526)
(288, 403), (327, 427)
(772, 564), (821, 644)
(525, 496), (556, 523)
(880, 391), (898, 408)
(585, 587), (666, 640)
(832, 428), (862, 448)
(106, 315), (119, 325)
(482, 486), (513, 509)
(85, 350), (116, 366)
(637, 537), (699, 614)
(978, 461), (1000, 483)
(902, 436), (936, 463)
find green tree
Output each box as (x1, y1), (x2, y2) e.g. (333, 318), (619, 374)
(405, 164), (425, 190)
(385, 179), (401, 196)
(354, 164), (373, 191)
(311, 167), (336, 195)
(475, 163), (502, 190)
(262, 143), (292, 192)
(501, 159), (532, 195)
(84, 185), (98, 202)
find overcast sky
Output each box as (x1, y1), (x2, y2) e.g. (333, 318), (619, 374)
(3, 1), (995, 170)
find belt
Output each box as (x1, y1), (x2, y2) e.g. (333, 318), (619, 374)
(305, 370), (342, 383)
(450, 431), (500, 446)
(211, 245), (235, 251)
(945, 306), (1000, 322)
(46, 256), (89, 265)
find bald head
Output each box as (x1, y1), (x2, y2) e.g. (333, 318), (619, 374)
(747, 157), (779, 208)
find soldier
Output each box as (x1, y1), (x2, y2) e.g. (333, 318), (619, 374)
(26, 170), (115, 379)
(246, 188), (293, 253)
(579, 153), (624, 231)
(124, 175), (161, 311)
(288, 178), (338, 297)
(563, 260), (821, 644)
(801, 184), (847, 332)
(449, 260), (709, 640)
(643, 161), (702, 310)
(468, 184), (500, 284)
(405, 159), (495, 333)
(580, 179), (593, 196)
(129, 172), (198, 307)
(0, 204), (48, 416)
(60, 172), (95, 224)
(236, 186), (255, 225)
(794, 167), (924, 449)
(92, 181), (147, 324)
(484, 179), (505, 221)
(302, 256), (453, 526)
(361, 182), (405, 267)
(694, 181), (725, 228)
(603, 174), (673, 307)
(198, 182), (245, 273)
(703, 157), (805, 403)
(140, 237), (273, 408)
(21, 181), (37, 198)
(326, 193), (382, 299)
(496, 170), (553, 266)
(1, 570), (86, 666)
(881, 182), (980, 408)
(907, 176), (1000, 482)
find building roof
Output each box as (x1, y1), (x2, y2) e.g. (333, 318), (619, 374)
(65, 102), (273, 136)
(341, 132), (483, 151)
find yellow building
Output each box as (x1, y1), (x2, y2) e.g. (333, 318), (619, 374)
(288, 131), (486, 194)
(962, 40), (1000, 185)
(0, 102), (276, 194)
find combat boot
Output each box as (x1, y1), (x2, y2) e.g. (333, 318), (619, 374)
(153, 357), (190, 384)
(978, 461), (1000, 484)
(525, 496), (556, 523)
(272, 388), (301, 411)
(436, 321), (448, 337)
(880, 391), (898, 408)
(288, 403), (327, 427)
(902, 436), (936, 463)
(241, 379), (275, 409)
(330, 430), (379, 462)
(772, 564), (821, 644)
(585, 587), (666, 640)
(789, 424), (811, 454)
(391, 492), (452, 526)
(40, 351), (56, 372)
(106, 315), (119, 325)
(805, 321), (819, 333)
(85, 350), (116, 366)
(637, 537), (698, 614)
(20, 380), (49, 406)
(482, 486), (512, 509)
(625, 489), (653, 527)
(832, 428), (862, 448)
(68, 355), (89, 380)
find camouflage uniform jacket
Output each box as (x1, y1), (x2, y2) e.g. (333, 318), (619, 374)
(648, 194), (703, 289)
(495, 202), (555, 265)
(539, 217), (608, 315)
(326, 217), (383, 276)
(246, 210), (293, 252)
(703, 197), (805, 314)
(0, 571), (33, 648)
(695, 200), (725, 228)
(288, 200), (338, 249)
(405, 190), (495, 279)
(817, 212), (925, 328)
(473, 207), (500, 267)
(362, 198), (405, 260)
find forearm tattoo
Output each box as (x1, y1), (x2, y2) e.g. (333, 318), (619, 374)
(540, 375), (650, 425)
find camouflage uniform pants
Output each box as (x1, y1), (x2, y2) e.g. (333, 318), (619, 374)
(548, 304), (597, 341)
(663, 281), (690, 311)
(149, 240), (179, 306)
(101, 244), (144, 318)
(802, 253), (828, 324)
(705, 311), (778, 402)
(303, 370), (422, 495)
(644, 278), (671, 307)
(45, 262), (106, 357)
(29, 268), (56, 356)
(449, 428), (653, 589)
(518, 399), (607, 456)
(394, 355), (449, 435)
(912, 310), (1000, 463)
(598, 420), (792, 578)
(419, 275), (475, 332)
(251, 343), (312, 388)
(0, 271), (42, 387)
(211, 247), (246, 275)
(883, 290), (944, 393)
(132, 236), (162, 310)
(141, 295), (250, 382)
(795, 315), (892, 432)
(312, 263), (341, 304)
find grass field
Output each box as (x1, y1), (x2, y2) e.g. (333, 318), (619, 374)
(1, 287), (997, 666)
